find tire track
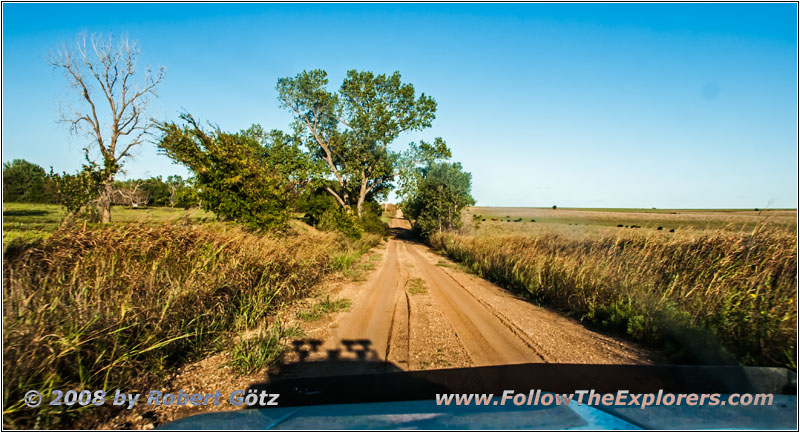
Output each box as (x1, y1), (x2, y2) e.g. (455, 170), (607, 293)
(329, 240), (401, 362)
(402, 240), (544, 366)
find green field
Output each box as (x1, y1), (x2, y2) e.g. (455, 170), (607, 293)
(468, 206), (796, 238)
(3, 202), (215, 247)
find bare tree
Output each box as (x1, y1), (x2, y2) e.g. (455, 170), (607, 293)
(111, 179), (149, 208)
(48, 33), (165, 223)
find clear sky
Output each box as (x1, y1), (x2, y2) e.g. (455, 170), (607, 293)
(2, 3), (797, 208)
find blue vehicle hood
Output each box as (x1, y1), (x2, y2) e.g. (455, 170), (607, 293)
(159, 363), (797, 430)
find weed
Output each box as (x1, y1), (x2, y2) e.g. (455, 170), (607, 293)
(297, 308), (324, 322)
(319, 296), (352, 313)
(343, 267), (367, 282)
(297, 296), (352, 321)
(407, 278), (428, 295)
(330, 234), (382, 272)
(228, 321), (286, 375)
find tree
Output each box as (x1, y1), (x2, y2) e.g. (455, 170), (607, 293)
(277, 69), (438, 217)
(111, 179), (149, 208)
(2, 159), (50, 203)
(401, 161), (475, 240)
(156, 114), (312, 230)
(394, 138), (453, 206)
(169, 176), (201, 208)
(48, 33), (165, 223)
(165, 175), (185, 207)
(48, 163), (104, 221)
(140, 176), (169, 206)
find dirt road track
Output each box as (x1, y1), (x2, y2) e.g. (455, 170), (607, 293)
(402, 241), (542, 365)
(319, 240), (404, 364)
(282, 218), (657, 377)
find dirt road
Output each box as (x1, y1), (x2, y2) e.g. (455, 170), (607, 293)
(282, 218), (657, 376)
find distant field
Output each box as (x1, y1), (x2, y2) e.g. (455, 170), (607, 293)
(3, 202), (214, 247)
(468, 206), (796, 237)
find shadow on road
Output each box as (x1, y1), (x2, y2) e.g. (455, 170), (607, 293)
(387, 222), (423, 244)
(276, 338), (403, 379)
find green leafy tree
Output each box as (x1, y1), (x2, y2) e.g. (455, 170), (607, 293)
(141, 177), (169, 206)
(295, 183), (342, 226)
(156, 114), (312, 230)
(2, 159), (50, 202)
(401, 161), (476, 239)
(164, 175), (191, 207)
(48, 163), (105, 221)
(358, 201), (388, 236)
(172, 176), (201, 208)
(277, 69), (439, 217)
(318, 207), (364, 239)
(394, 138), (453, 205)
(295, 183), (386, 237)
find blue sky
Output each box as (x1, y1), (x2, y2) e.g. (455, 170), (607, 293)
(2, 3), (797, 208)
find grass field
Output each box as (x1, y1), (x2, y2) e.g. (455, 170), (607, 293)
(468, 206), (796, 237)
(436, 206), (798, 368)
(3, 202), (215, 247)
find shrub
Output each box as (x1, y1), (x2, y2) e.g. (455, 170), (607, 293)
(318, 207), (363, 239)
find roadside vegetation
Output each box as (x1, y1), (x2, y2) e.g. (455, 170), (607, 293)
(297, 296), (353, 322)
(431, 222), (797, 368)
(3, 220), (379, 428)
(227, 321), (305, 376)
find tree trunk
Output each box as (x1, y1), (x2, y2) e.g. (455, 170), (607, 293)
(98, 181), (113, 223)
(356, 170), (368, 217)
(356, 193), (365, 218)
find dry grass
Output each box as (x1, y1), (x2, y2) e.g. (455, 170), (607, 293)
(430, 224), (797, 368)
(2, 222), (377, 429)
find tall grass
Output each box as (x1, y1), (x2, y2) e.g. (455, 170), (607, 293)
(3, 222), (373, 428)
(430, 225), (797, 368)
